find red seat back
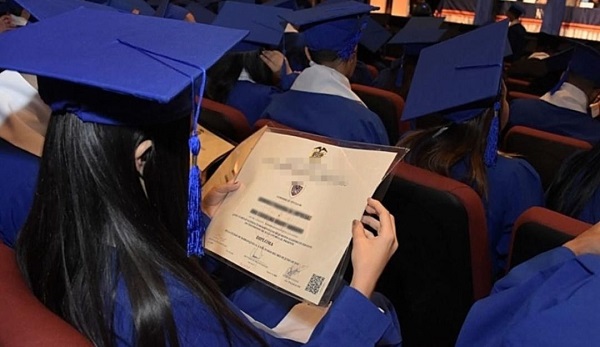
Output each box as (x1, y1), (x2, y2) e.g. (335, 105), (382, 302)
(200, 98), (252, 143)
(351, 83), (408, 144)
(375, 162), (491, 346)
(0, 243), (92, 346)
(508, 206), (590, 269)
(502, 125), (593, 190)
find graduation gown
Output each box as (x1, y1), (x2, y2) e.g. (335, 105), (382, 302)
(0, 139), (39, 247)
(456, 246), (600, 347)
(262, 90), (389, 145)
(261, 63), (389, 145)
(227, 81), (281, 126)
(450, 155), (544, 275)
(113, 274), (403, 346)
(508, 98), (600, 144)
(576, 188), (600, 224)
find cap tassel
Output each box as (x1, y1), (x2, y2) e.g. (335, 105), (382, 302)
(395, 54), (405, 87)
(483, 102), (500, 167)
(549, 68), (568, 95)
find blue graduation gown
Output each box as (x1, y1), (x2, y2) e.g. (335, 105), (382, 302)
(450, 156), (544, 275)
(508, 98), (600, 144)
(227, 81), (281, 126)
(261, 90), (390, 145)
(113, 274), (403, 346)
(0, 138), (39, 247)
(456, 246), (600, 347)
(576, 188), (600, 224)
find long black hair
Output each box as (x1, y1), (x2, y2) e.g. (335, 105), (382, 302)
(205, 50), (274, 104)
(16, 112), (266, 347)
(546, 143), (600, 220)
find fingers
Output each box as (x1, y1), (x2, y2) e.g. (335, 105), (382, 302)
(213, 180), (241, 194)
(360, 215), (380, 233)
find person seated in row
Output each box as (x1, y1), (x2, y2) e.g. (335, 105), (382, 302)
(206, 2), (297, 126)
(398, 20), (544, 277)
(0, 70), (49, 248)
(508, 43), (600, 144)
(456, 218), (600, 346)
(261, 1), (390, 145)
(0, 9), (402, 346)
(505, 3), (527, 62)
(546, 141), (600, 224)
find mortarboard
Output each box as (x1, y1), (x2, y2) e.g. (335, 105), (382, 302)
(212, 1), (291, 51)
(359, 16), (392, 53)
(403, 20), (509, 166)
(11, 0), (118, 21)
(567, 43), (600, 86)
(544, 47), (574, 73)
(507, 3), (525, 17)
(388, 16), (446, 56)
(264, 0), (298, 10)
(0, 7), (247, 256)
(280, 1), (377, 60)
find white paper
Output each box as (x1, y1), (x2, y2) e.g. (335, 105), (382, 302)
(205, 129), (403, 305)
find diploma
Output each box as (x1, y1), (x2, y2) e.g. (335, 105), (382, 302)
(204, 127), (407, 305)
(197, 125), (235, 172)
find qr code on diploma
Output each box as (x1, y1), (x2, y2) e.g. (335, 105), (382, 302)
(305, 274), (325, 295)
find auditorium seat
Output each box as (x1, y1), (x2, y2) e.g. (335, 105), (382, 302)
(200, 98), (252, 143)
(508, 206), (590, 270)
(351, 83), (409, 144)
(501, 125), (593, 190)
(375, 162), (492, 347)
(507, 90), (540, 102)
(0, 242), (91, 346)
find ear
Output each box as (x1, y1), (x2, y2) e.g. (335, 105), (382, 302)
(304, 47), (312, 62)
(134, 139), (153, 176)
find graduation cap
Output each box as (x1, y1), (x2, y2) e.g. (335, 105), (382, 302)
(0, 7), (247, 256)
(567, 43), (600, 86)
(507, 3), (525, 17)
(212, 1), (291, 51)
(280, 1), (376, 60)
(263, 0), (298, 10)
(388, 16), (446, 56)
(11, 0), (118, 21)
(544, 47), (574, 72)
(359, 16), (392, 53)
(403, 20), (509, 166)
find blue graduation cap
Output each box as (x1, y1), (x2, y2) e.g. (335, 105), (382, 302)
(11, 0), (118, 21)
(0, 7), (247, 256)
(544, 47), (574, 73)
(507, 3), (525, 17)
(403, 20), (509, 166)
(264, 0), (298, 10)
(280, 1), (377, 60)
(359, 16), (392, 53)
(212, 1), (291, 51)
(567, 43), (600, 86)
(388, 16), (446, 56)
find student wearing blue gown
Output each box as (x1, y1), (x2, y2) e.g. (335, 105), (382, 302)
(206, 2), (297, 126)
(508, 43), (600, 144)
(398, 20), (544, 277)
(261, 2), (390, 145)
(546, 141), (600, 224)
(0, 70), (49, 248)
(1, 9), (402, 346)
(457, 221), (600, 347)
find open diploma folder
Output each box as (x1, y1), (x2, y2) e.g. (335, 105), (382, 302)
(204, 126), (408, 305)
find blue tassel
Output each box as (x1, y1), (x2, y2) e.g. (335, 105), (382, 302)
(395, 55), (405, 88)
(187, 135), (204, 257)
(483, 102), (499, 167)
(549, 68), (568, 95)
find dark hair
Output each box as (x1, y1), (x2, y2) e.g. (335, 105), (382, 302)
(398, 108), (495, 196)
(309, 48), (345, 64)
(16, 112), (266, 347)
(205, 50), (274, 103)
(546, 143), (600, 219)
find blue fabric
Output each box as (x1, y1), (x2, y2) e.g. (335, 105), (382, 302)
(473, 0), (494, 26)
(456, 246), (600, 347)
(113, 273), (403, 346)
(509, 98), (600, 144)
(576, 188), (600, 224)
(450, 155), (544, 275)
(541, 0), (566, 36)
(0, 139), (39, 248)
(261, 90), (390, 145)
(226, 81), (282, 126)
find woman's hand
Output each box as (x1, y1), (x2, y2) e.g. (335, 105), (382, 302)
(201, 181), (241, 218)
(564, 221), (600, 256)
(349, 198), (398, 299)
(260, 50), (292, 76)
(0, 15), (15, 34)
